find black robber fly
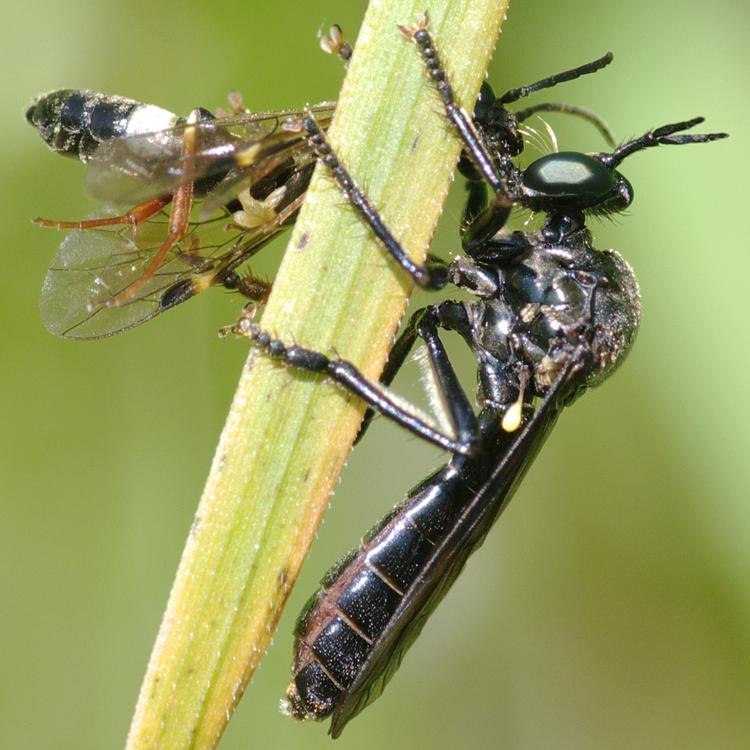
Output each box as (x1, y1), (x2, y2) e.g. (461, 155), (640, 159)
(26, 21), (618, 340)
(26, 88), (335, 338)
(225, 14), (727, 737)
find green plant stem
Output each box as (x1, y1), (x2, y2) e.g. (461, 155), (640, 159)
(125, 1), (507, 748)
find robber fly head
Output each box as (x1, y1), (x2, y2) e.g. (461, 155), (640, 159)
(520, 117), (728, 220)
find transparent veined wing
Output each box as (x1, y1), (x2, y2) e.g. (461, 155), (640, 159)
(40, 194), (302, 339)
(83, 103), (336, 206)
(37, 100), (333, 338)
(328, 364), (577, 737)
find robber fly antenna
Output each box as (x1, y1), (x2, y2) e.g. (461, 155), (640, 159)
(599, 117), (729, 168)
(498, 52), (614, 105)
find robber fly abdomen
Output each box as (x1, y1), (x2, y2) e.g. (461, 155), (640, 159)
(288, 453), (481, 719)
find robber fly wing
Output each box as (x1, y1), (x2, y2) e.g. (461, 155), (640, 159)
(329, 361), (581, 737)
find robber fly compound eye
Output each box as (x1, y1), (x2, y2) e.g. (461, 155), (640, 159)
(520, 152), (634, 213)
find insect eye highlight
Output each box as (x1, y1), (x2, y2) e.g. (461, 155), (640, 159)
(520, 151), (630, 214)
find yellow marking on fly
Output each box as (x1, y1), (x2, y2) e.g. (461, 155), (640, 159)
(235, 143), (263, 167)
(501, 374), (528, 433)
(501, 399), (523, 432)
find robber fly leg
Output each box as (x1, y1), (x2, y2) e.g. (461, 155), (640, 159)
(351, 301), (479, 450)
(399, 14), (515, 253)
(400, 14), (509, 197)
(228, 308), (477, 455)
(301, 114), (449, 290)
(34, 195), (170, 230)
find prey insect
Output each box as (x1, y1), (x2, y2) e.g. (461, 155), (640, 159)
(26, 89), (335, 338)
(226, 15), (727, 737)
(27, 23), (616, 339)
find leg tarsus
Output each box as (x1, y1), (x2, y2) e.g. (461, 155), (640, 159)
(400, 14), (508, 197)
(231, 310), (477, 455)
(400, 13), (516, 253)
(302, 113), (448, 290)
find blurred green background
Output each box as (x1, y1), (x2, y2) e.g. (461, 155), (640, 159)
(2, 0), (748, 748)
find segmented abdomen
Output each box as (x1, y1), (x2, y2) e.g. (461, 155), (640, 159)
(286, 460), (473, 719)
(26, 89), (176, 160)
